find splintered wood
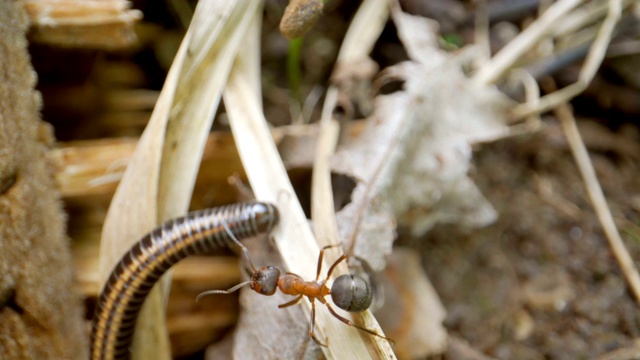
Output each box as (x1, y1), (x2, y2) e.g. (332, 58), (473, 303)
(22, 0), (141, 49)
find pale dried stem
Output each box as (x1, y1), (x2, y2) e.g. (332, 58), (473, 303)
(474, 0), (491, 67)
(312, 88), (342, 253)
(554, 103), (640, 303)
(473, 0), (582, 85)
(511, 69), (542, 125)
(310, 0), (396, 358)
(511, 0), (621, 119)
(224, 2), (394, 357)
(551, 0), (634, 38)
(97, 1), (257, 358)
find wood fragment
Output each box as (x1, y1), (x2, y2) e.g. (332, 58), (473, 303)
(50, 121), (368, 201)
(22, 0), (142, 49)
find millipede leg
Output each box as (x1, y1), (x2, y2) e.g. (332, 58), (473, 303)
(221, 219), (258, 272)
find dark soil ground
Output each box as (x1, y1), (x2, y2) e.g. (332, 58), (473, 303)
(415, 124), (640, 359)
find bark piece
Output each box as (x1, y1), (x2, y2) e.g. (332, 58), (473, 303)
(0, 1), (86, 358)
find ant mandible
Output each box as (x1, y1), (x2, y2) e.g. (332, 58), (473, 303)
(196, 224), (393, 347)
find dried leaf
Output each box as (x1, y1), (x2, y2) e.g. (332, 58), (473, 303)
(333, 10), (513, 270)
(375, 248), (447, 358)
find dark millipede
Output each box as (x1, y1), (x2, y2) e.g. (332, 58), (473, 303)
(90, 201), (279, 360)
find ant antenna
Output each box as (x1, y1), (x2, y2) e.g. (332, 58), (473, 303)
(196, 280), (254, 302)
(197, 218), (282, 301)
(195, 220), (259, 301)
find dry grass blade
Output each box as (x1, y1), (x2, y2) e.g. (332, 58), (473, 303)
(158, 1), (259, 221)
(473, 0), (582, 85)
(513, 0), (622, 118)
(311, 0), (395, 357)
(223, 6), (389, 359)
(551, 0), (635, 37)
(98, 1), (257, 358)
(553, 102), (640, 303)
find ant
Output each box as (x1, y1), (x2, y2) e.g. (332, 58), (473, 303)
(196, 224), (393, 347)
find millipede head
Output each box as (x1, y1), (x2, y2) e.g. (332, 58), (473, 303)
(250, 265), (281, 295)
(330, 274), (373, 312)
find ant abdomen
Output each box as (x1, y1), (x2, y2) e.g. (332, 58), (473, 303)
(330, 274), (373, 312)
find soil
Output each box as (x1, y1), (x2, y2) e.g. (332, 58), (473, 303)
(414, 125), (640, 359)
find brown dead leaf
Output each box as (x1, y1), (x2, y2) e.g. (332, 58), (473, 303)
(375, 248), (447, 359)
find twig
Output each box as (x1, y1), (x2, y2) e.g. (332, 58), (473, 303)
(512, 0), (622, 118)
(473, 0), (582, 85)
(473, 0), (491, 68)
(553, 99), (640, 303)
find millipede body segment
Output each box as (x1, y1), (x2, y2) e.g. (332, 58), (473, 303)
(90, 201), (279, 360)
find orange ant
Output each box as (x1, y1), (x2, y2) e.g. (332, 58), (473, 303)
(196, 224), (393, 347)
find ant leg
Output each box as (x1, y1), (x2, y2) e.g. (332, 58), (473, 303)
(221, 218), (258, 273)
(278, 295), (303, 308)
(309, 299), (328, 347)
(323, 302), (395, 345)
(316, 244), (343, 281)
(325, 254), (347, 279)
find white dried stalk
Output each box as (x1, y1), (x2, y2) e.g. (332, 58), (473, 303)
(512, 0), (622, 118)
(312, 0), (396, 357)
(98, 1), (256, 359)
(224, 4), (392, 357)
(473, 0), (583, 85)
(554, 104), (640, 303)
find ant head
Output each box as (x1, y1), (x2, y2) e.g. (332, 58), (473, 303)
(250, 265), (281, 295)
(330, 274), (373, 312)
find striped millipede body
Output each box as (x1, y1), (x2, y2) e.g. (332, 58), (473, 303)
(90, 201), (280, 360)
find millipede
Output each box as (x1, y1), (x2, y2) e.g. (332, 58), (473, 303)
(90, 201), (279, 360)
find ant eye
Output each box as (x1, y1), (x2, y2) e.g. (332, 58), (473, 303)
(331, 275), (373, 312)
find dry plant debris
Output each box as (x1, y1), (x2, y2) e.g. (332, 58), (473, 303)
(333, 10), (512, 272)
(375, 248), (448, 359)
